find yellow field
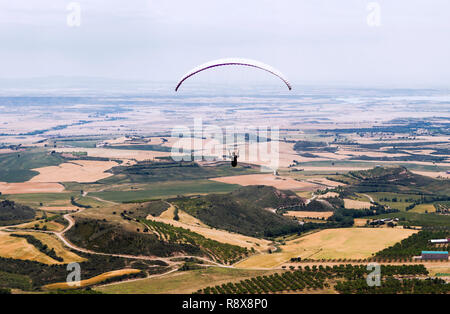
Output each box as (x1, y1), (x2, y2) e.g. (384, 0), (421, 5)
(344, 199), (372, 209)
(210, 174), (318, 191)
(158, 204), (208, 227)
(19, 232), (86, 263)
(318, 192), (340, 198)
(0, 182), (64, 194)
(284, 211), (333, 219)
(411, 171), (450, 179)
(411, 203), (436, 213)
(29, 160), (118, 183)
(354, 218), (369, 227)
(235, 228), (418, 268)
(426, 265), (450, 277)
(0, 231), (85, 264)
(14, 220), (65, 232)
(39, 206), (79, 212)
(43, 269), (141, 290)
(0, 231), (56, 264)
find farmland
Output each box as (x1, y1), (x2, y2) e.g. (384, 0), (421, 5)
(0, 231), (84, 264)
(43, 269), (142, 290)
(236, 228), (418, 268)
(90, 180), (241, 203)
(0, 150), (65, 183)
(96, 267), (278, 294)
(0, 93), (448, 295)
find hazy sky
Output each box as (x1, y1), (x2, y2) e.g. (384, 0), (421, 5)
(0, 0), (449, 88)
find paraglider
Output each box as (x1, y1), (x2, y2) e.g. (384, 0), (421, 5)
(229, 150), (239, 167)
(175, 58), (292, 91)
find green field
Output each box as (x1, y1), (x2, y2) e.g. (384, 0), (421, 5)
(96, 267), (278, 294)
(367, 192), (423, 211)
(365, 211), (450, 227)
(100, 161), (258, 185)
(90, 180), (240, 202)
(0, 150), (65, 182)
(74, 196), (110, 208)
(53, 140), (98, 148)
(1, 193), (76, 208)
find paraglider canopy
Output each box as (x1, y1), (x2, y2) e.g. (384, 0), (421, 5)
(175, 58), (292, 91)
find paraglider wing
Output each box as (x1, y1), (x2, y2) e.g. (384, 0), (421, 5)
(175, 58), (292, 91)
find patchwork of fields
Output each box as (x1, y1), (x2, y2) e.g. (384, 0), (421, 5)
(0, 112), (449, 294)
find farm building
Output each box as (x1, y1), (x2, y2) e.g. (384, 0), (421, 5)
(421, 251), (449, 260)
(429, 238), (450, 244)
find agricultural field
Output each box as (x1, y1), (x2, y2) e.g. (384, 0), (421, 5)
(43, 269), (142, 290)
(236, 228), (418, 269)
(0, 150), (65, 183)
(141, 219), (249, 264)
(365, 211), (450, 227)
(210, 173), (318, 191)
(0, 182), (65, 194)
(365, 192), (423, 211)
(0, 231), (84, 264)
(145, 204), (272, 252)
(96, 267), (279, 294)
(29, 160), (118, 183)
(343, 199), (372, 209)
(14, 219), (66, 232)
(410, 203), (436, 213)
(196, 264), (447, 294)
(90, 180), (241, 203)
(284, 211), (333, 219)
(1, 192), (77, 208)
(0, 103), (449, 295)
(3, 0), (450, 297)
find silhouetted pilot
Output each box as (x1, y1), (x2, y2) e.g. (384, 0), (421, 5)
(230, 151), (239, 167)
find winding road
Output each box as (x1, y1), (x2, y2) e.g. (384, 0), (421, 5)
(1, 209), (228, 268)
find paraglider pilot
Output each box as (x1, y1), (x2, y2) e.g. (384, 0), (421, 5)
(230, 151), (239, 167)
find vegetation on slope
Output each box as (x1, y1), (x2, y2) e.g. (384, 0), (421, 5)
(172, 186), (306, 238)
(0, 270), (32, 291)
(0, 254), (167, 290)
(127, 200), (170, 218)
(67, 217), (247, 264)
(66, 218), (202, 258)
(0, 200), (35, 226)
(345, 166), (449, 195)
(375, 230), (450, 259)
(10, 234), (64, 262)
(141, 219), (248, 264)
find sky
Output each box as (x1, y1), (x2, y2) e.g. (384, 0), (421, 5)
(0, 0), (449, 88)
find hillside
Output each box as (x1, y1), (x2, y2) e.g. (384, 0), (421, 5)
(66, 218), (247, 264)
(0, 200), (35, 226)
(172, 186), (306, 238)
(345, 166), (450, 195)
(66, 218), (202, 257)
